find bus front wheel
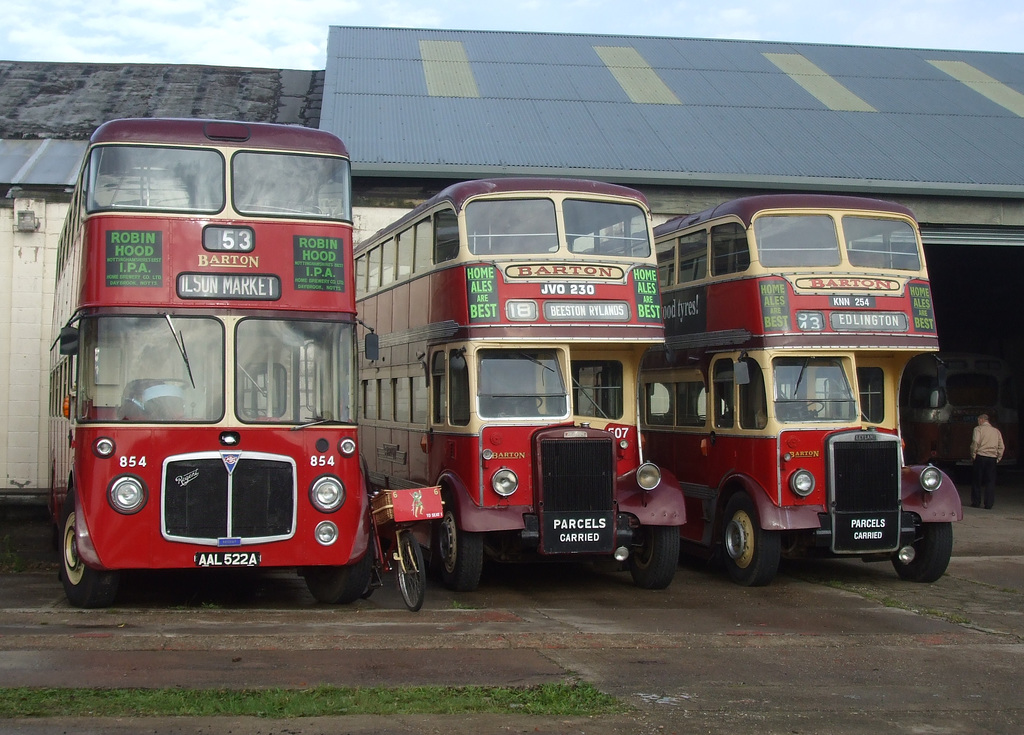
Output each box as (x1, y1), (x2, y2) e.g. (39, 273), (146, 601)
(892, 521), (953, 583)
(302, 552), (372, 604)
(721, 493), (781, 587)
(59, 492), (119, 608)
(628, 524), (680, 589)
(438, 501), (483, 592)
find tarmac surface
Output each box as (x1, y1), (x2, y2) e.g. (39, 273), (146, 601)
(0, 473), (1022, 734)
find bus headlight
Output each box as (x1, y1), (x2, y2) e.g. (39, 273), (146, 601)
(108, 475), (147, 514)
(920, 466), (942, 493)
(491, 469), (519, 497)
(790, 469), (815, 497)
(310, 476), (345, 513)
(636, 462), (661, 490)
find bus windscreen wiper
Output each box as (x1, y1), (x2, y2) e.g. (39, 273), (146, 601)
(163, 314), (196, 388)
(290, 415), (340, 431)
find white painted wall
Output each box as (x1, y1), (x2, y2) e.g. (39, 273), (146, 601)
(0, 199), (61, 498)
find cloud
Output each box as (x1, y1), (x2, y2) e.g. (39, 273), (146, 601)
(1, 0), (1021, 70)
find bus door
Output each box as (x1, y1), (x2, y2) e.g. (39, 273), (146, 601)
(641, 365), (710, 543)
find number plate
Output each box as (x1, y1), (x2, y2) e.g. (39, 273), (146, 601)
(541, 511), (615, 554)
(194, 551), (261, 568)
(832, 511), (900, 553)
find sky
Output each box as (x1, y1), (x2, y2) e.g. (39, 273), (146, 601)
(2, 0), (1023, 70)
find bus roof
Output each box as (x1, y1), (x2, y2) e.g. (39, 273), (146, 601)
(359, 177), (650, 249)
(655, 194), (917, 237)
(90, 118), (348, 156)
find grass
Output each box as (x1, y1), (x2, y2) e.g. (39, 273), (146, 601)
(0, 682), (625, 719)
(0, 534), (27, 573)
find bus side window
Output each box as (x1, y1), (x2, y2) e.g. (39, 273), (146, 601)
(713, 359), (735, 428)
(394, 377), (411, 422)
(367, 245), (382, 292)
(656, 245), (675, 288)
(676, 231), (708, 284)
(363, 379), (379, 420)
(857, 367), (885, 423)
(711, 222), (749, 277)
(645, 382), (674, 426)
(355, 254), (367, 298)
(677, 380), (707, 426)
(449, 349), (470, 426)
(412, 374), (428, 424)
(381, 237), (397, 286)
(396, 230), (413, 281)
(572, 360), (624, 420)
(413, 218), (432, 273)
(434, 209), (460, 264)
(431, 351), (446, 424)
(739, 359), (768, 430)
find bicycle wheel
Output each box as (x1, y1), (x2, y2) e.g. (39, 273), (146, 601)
(395, 530), (426, 612)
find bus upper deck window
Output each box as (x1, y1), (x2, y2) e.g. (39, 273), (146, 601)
(753, 215), (840, 268)
(676, 231), (708, 284)
(232, 152), (351, 220)
(434, 210), (460, 263)
(710, 223), (750, 276)
(465, 199), (557, 255)
(564, 200), (650, 257)
(843, 216), (921, 271)
(87, 145), (225, 214)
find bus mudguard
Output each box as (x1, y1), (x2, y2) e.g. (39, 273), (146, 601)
(436, 469), (529, 533)
(900, 465), (963, 522)
(720, 473), (824, 533)
(614, 466), (687, 527)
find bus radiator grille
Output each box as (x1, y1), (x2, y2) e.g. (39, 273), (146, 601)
(163, 457), (294, 541)
(829, 440), (900, 513)
(538, 439), (615, 513)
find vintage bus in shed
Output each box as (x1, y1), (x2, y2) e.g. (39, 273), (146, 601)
(49, 118), (371, 607)
(354, 178), (686, 591)
(901, 352), (1018, 468)
(641, 194), (961, 586)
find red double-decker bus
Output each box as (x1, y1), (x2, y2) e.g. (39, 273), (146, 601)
(355, 178), (686, 591)
(641, 194), (961, 586)
(49, 118), (371, 607)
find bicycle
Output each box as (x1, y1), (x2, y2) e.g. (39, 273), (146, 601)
(366, 486), (443, 611)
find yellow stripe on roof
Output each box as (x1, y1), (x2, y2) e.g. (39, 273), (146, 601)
(594, 46), (681, 105)
(927, 60), (1024, 118)
(763, 53), (876, 112)
(420, 40), (480, 98)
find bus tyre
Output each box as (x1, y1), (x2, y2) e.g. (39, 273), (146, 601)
(721, 493), (781, 587)
(892, 521), (953, 583)
(302, 551), (372, 604)
(439, 503), (483, 592)
(628, 524), (680, 589)
(59, 492), (119, 608)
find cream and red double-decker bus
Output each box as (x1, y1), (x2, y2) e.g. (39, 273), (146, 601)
(355, 178), (686, 591)
(49, 118), (371, 607)
(641, 194), (961, 586)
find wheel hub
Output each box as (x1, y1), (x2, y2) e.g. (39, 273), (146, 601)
(724, 511), (755, 568)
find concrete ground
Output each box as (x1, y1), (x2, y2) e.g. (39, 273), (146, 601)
(0, 472), (1022, 734)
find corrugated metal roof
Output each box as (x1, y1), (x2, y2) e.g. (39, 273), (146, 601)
(321, 26), (1024, 195)
(0, 139), (85, 188)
